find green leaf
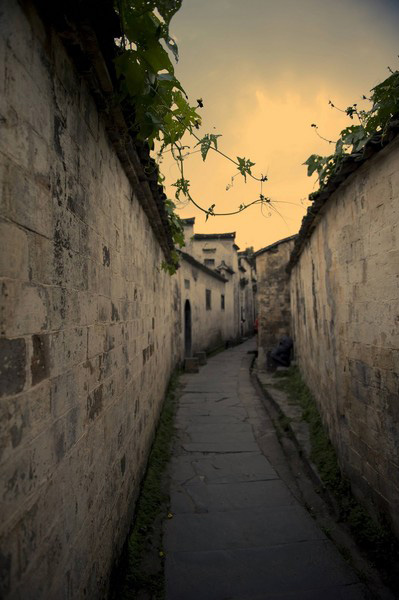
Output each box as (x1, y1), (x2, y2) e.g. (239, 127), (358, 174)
(354, 137), (368, 152)
(114, 51), (147, 97)
(161, 258), (178, 275)
(194, 133), (221, 161)
(209, 133), (221, 150)
(303, 154), (324, 177)
(172, 177), (190, 200)
(121, 0), (182, 25)
(161, 111), (186, 145)
(236, 156), (255, 181)
(345, 106), (356, 119)
(164, 199), (185, 247)
(123, 11), (161, 45)
(156, 73), (185, 97)
(154, 0), (183, 25)
(335, 139), (344, 155)
(171, 92), (201, 133)
(139, 40), (174, 74)
(163, 34), (179, 62)
(339, 125), (367, 152)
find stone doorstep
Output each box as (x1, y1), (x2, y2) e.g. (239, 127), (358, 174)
(194, 351), (207, 366)
(184, 357), (199, 373)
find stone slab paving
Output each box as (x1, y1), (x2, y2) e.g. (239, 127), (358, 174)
(164, 340), (368, 600)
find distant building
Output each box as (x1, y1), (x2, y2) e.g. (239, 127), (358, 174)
(179, 219), (256, 352)
(238, 251), (257, 337)
(254, 235), (297, 367)
(177, 249), (228, 357)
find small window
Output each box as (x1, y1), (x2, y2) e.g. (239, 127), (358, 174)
(206, 289), (211, 310)
(184, 279), (190, 289)
(204, 258), (215, 267)
(221, 294), (225, 310)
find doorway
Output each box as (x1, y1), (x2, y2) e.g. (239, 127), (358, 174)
(184, 300), (192, 357)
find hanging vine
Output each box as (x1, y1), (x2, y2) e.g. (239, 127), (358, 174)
(113, 3), (398, 272)
(113, 0), (276, 271)
(304, 64), (399, 189)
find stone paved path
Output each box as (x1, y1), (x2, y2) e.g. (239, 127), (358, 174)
(164, 340), (367, 600)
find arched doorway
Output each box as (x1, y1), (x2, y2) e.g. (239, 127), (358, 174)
(184, 300), (192, 357)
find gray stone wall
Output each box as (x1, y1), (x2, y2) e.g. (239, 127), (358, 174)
(255, 237), (296, 366)
(238, 255), (256, 337)
(290, 135), (399, 536)
(0, 2), (178, 597)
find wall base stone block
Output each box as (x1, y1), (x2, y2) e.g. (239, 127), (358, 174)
(184, 357), (200, 373)
(195, 351), (207, 365)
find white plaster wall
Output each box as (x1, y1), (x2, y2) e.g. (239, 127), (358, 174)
(192, 237), (238, 272)
(178, 259), (228, 355)
(185, 236), (240, 341)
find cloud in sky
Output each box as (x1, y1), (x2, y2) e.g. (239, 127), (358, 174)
(162, 0), (399, 250)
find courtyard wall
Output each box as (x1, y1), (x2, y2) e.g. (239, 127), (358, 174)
(238, 253), (256, 337)
(254, 236), (296, 366)
(0, 4), (251, 597)
(289, 130), (399, 535)
(0, 2), (178, 597)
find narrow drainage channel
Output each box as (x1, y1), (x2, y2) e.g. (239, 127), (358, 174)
(251, 363), (398, 600)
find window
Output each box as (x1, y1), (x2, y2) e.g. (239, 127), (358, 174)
(206, 289), (211, 310)
(204, 258), (215, 267)
(221, 294), (225, 310)
(184, 279), (190, 289)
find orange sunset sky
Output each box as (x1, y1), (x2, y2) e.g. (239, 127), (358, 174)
(161, 0), (399, 252)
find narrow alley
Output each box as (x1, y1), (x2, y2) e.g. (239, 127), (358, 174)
(1, 2), (398, 598)
(164, 340), (367, 600)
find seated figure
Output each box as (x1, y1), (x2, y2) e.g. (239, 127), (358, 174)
(267, 335), (293, 370)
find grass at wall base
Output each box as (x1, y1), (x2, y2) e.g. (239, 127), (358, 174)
(275, 367), (399, 591)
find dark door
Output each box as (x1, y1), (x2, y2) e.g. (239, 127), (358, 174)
(184, 300), (192, 357)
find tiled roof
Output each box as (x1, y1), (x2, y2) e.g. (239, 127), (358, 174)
(179, 251), (227, 282)
(254, 235), (297, 258)
(194, 233), (236, 240)
(216, 261), (235, 275)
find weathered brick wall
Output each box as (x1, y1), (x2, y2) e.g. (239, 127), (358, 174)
(255, 237), (296, 367)
(0, 2), (178, 597)
(290, 135), (399, 535)
(238, 255), (256, 337)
